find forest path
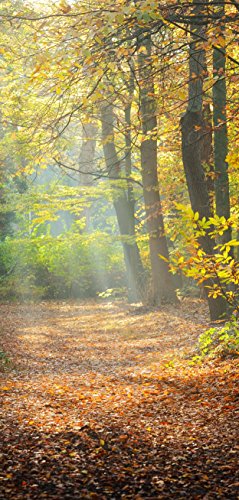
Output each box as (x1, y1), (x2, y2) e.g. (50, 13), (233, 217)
(0, 300), (238, 499)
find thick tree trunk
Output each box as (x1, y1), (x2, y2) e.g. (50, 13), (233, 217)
(213, 0), (231, 245)
(202, 103), (214, 211)
(181, 1), (227, 321)
(101, 103), (145, 302)
(181, 112), (226, 320)
(138, 34), (177, 305)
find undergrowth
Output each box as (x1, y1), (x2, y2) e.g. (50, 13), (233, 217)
(0, 348), (11, 370)
(193, 318), (239, 362)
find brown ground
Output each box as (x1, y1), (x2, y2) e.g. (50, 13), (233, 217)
(0, 299), (238, 499)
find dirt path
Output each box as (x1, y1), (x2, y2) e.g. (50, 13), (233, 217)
(0, 300), (238, 499)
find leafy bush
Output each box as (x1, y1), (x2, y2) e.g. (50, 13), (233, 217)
(196, 319), (239, 360)
(170, 207), (239, 313)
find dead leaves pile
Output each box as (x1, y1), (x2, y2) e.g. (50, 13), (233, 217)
(0, 299), (238, 499)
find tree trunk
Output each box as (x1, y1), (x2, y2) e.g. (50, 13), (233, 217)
(125, 100), (135, 238)
(138, 33), (177, 305)
(202, 103), (214, 211)
(181, 0), (227, 321)
(213, 0), (231, 245)
(101, 103), (145, 302)
(78, 122), (97, 231)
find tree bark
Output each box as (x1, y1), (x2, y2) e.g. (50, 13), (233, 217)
(213, 0), (231, 245)
(78, 122), (97, 231)
(101, 103), (145, 302)
(181, 0), (227, 320)
(138, 33), (177, 305)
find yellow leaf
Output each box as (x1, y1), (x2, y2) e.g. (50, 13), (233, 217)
(59, 0), (71, 13)
(158, 253), (169, 262)
(138, 46), (147, 54)
(194, 211), (199, 221)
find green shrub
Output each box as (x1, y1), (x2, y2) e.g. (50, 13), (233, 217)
(196, 318), (239, 359)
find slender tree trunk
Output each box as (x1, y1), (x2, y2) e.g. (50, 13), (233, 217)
(78, 122), (97, 231)
(213, 0), (231, 245)
(125, 100), (135, 237)
(181, 0), (227, 320)
(138, 33), (177, 305)
(101, 103), (145, 302)
(124, 97), (147, 300)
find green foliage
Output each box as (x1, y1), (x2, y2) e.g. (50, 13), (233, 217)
(170, 206), (239, 312)
(0, 237), (51, 299)
(195, 318), (239, 360)
(97, 287), (126, 299)
(0, 349), (10, 370)
(0, 230), (125, 301)
(0, 177), (127, 301)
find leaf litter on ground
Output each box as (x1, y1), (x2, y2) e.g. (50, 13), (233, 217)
(0, 299), (238, 499)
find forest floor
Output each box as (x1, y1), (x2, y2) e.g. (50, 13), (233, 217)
(0, 299), (238, 500)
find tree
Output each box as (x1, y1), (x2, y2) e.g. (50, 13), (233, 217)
(213, 0), (231, 246)
(78, 122), (98, 231)
(180, 0), (227, 320)
(101, 100), (145, 302)
(137, 30), (177, 305)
